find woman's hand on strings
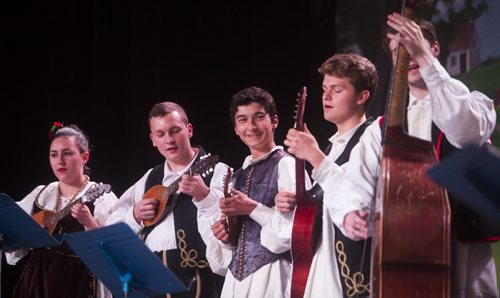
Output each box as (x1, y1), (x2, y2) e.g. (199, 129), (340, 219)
(71, 202), (99, 230)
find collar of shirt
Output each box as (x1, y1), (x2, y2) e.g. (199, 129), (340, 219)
(161, 151), (199, 185)
(407, 93), (430, 110)
(328, 120), (365, 146)
(242, 146), (283, 169)
(327, 121), (366, 160)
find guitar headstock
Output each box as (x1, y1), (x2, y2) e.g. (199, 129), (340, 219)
(81, 183), (112, 203)
(191, 153), (219, 177)
(293, 86), (307, 132)
(222, 167), (233, 198)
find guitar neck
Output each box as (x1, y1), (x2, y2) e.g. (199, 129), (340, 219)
(167, 159), (212, 195)
(53, 197), (83, 223)
(295, 156), (307, 201)
(168, 178), (181, 194)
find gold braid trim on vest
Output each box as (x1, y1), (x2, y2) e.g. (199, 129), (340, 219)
(176, 229), (209, 269)
(335, 240), (370, 297)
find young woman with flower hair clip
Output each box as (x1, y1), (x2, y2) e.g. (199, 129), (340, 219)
(5, 121), (118, 298)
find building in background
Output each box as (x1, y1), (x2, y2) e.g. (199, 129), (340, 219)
(446, 22), (481, 75)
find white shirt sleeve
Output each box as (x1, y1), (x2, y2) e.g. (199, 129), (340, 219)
(192, 162), (233, 276)
(192, 162), (228, 243)
(328, 120), (382, 235)
(4, 185), (47, 265)
(258, 156), (312, 254)
(312, 156), (344, 199)
(106, 170), (153, 234)
(92, 190), (119, 227)
(422, 59), (496, 147)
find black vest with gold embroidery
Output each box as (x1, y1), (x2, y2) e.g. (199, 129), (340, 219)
(324, 119), (373, 298)
(143, 147), (224, 298)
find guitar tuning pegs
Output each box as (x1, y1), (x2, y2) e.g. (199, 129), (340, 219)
(209, 168), (214, 172)
(202, 173), (207, 177)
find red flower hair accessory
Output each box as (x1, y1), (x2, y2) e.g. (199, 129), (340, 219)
(49, 121), (64, 141)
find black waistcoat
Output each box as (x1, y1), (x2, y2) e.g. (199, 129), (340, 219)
(143, 147), (224, 298)
(319, 118), (373, 298)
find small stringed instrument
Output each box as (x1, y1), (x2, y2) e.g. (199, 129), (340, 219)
(222, 167), (242, 246)
(290, 87), (320, 298)
(143, 154), (218, 227)
(32, 183), (112, 234)
(370, 1), (451, 297)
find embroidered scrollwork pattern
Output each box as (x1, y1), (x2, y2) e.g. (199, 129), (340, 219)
(335, 240), (370, 297)
(177, 229), (209, 269)
(88, 271), (96, 298)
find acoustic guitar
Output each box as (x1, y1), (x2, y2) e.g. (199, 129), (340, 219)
(143, 154), (218, 227)
(290, 87), (321, 298)
(32, 183), (111, 234)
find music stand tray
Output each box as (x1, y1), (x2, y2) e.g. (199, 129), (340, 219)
(427, 145), (500, 223)
(64, 222), (192, 298)
(0, 193), (63, 251)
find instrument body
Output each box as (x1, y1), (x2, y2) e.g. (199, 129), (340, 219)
(32, 183), (111, 234)
(222, 167), (242, 246)
(143, 154), (218, 227)
(370, 1), (451, 296)
(372, 127), (451, 297)
(290, 87), (321, 298)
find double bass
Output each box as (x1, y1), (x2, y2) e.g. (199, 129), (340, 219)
(370, 1), (451, 296)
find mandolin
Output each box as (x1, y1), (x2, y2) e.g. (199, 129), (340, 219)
(221, 167), (242, 246)
(290, 87), (320, 298)
(32, 183), (111, 234)
(143, 154), (218, 227)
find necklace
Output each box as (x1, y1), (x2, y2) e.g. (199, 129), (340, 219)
(55, 175), (89, 212)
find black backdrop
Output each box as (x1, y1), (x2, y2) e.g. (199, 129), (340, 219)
(2, 1), (342, 198)
(1, 1), (394, 296)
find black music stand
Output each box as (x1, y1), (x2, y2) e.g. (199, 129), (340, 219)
(427, 145), (500, 224)
(64, 223), (192, 298)
(0, 193), (64, 298)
